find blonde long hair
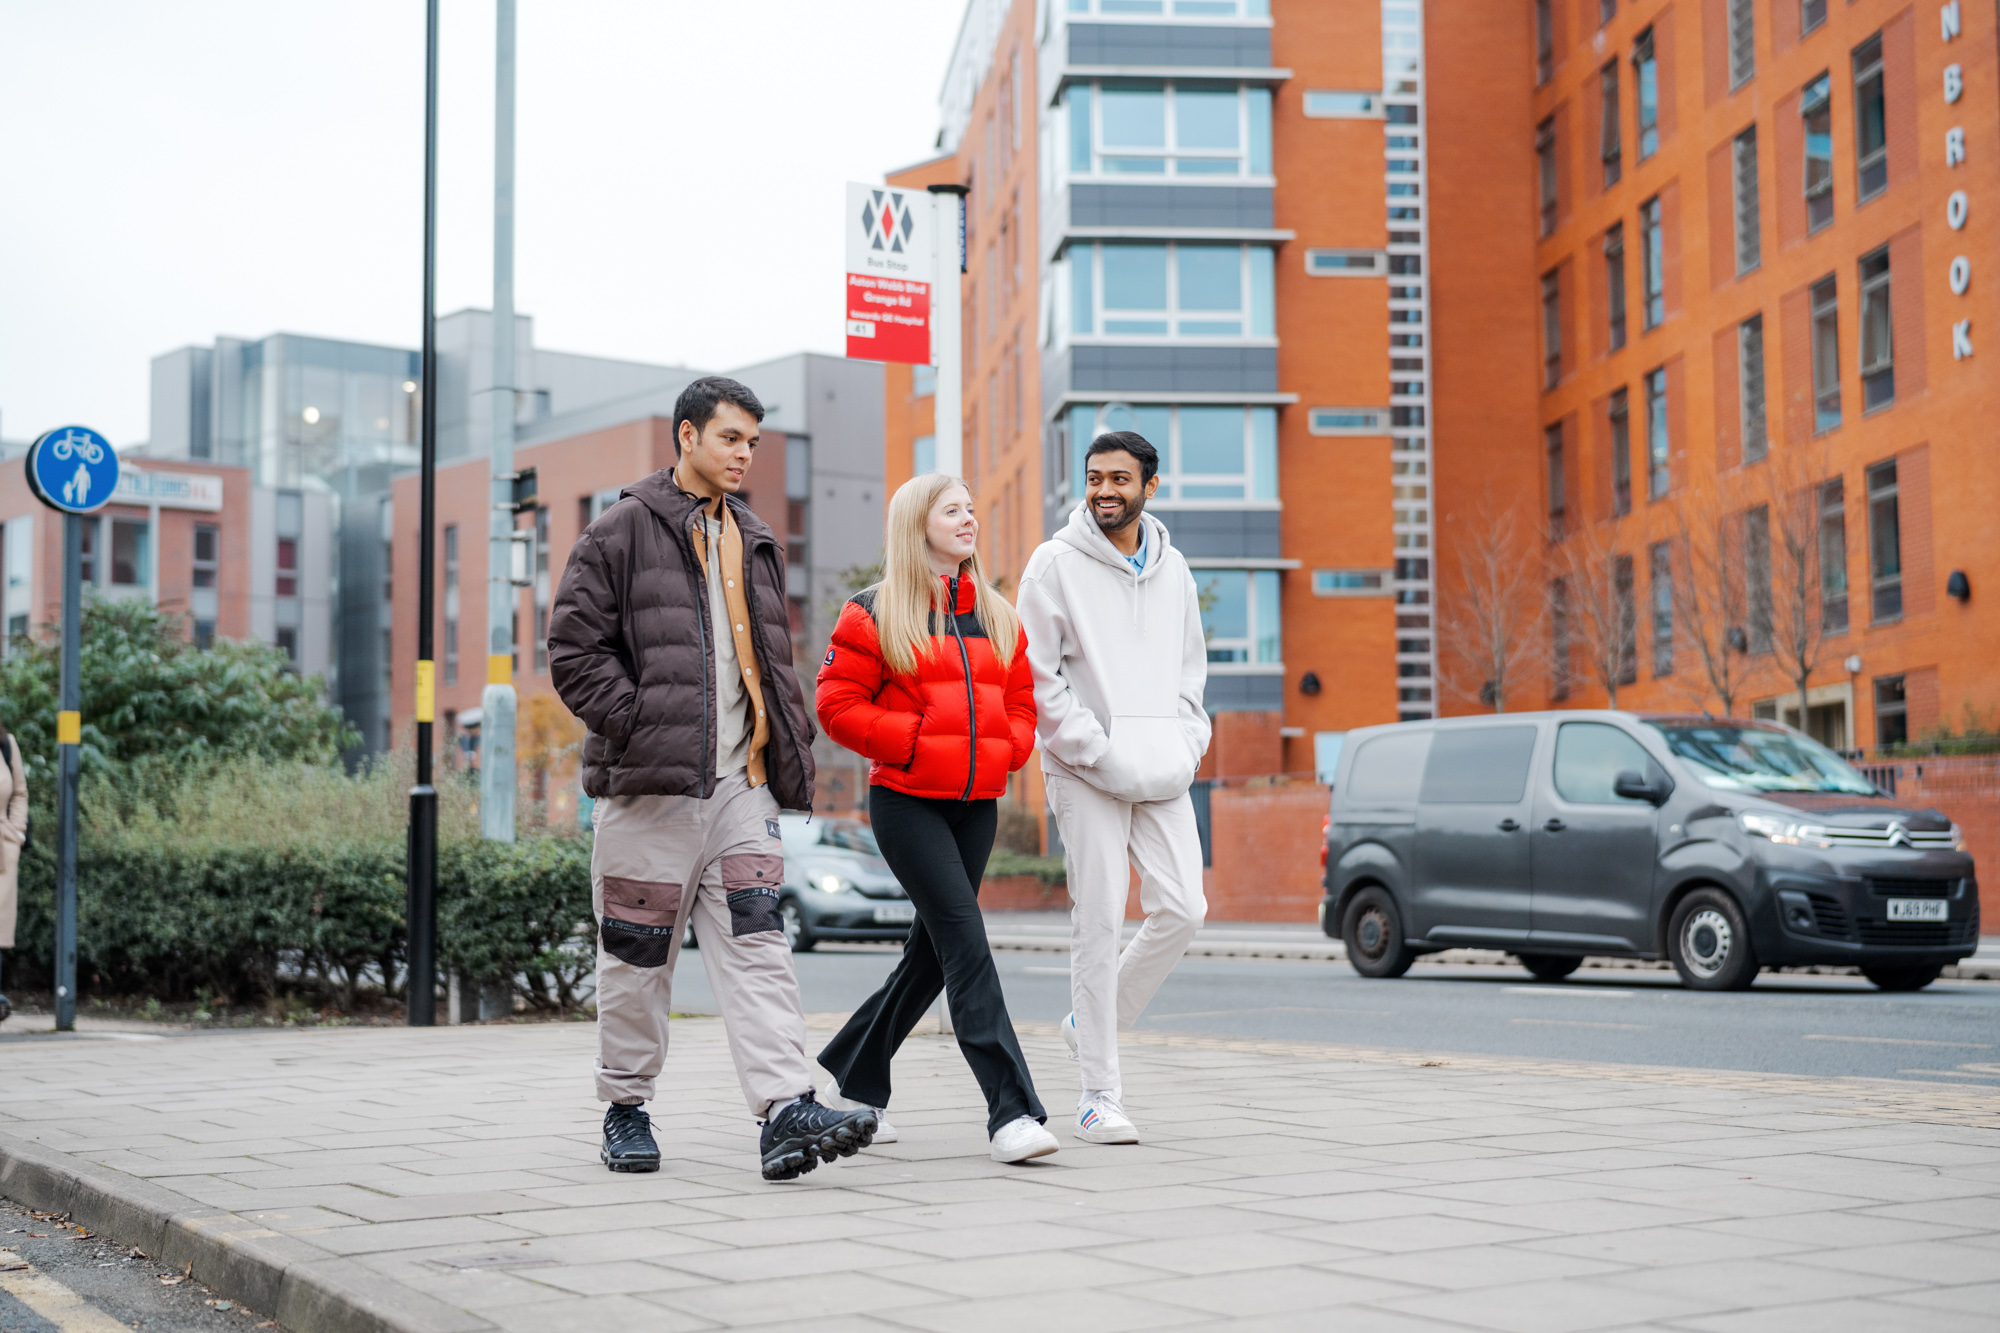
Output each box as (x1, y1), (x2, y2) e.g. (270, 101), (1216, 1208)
(872, 473), (1021, 677)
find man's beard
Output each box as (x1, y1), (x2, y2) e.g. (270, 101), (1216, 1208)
(1092, 494), (1143, 534)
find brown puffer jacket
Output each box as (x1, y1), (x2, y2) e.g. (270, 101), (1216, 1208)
(548, 468), (815, 808)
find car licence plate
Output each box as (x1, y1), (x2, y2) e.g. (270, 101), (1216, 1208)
(872, 903), (916, 924)
(1887, 898), (1949, 922)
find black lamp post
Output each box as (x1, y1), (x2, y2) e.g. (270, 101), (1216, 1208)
(407, 0), (440, 1026)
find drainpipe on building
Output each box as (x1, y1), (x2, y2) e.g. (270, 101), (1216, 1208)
(926, 184), (969, 476)
(479, 0), (519, 845)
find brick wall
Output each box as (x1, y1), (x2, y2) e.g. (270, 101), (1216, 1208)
(1890, 753), (1999, 927)
(1887, 224), (1927, 397)
(1660, 178), (1685, 318)
(1779, 281), (1812, 444)
(1881, 7), (1918, 190)
(1654, 4), (1680, 144)
(1712, 322), (1741, 469)
(1699, 0), (1730, 104)
(1706, 137), (1735, 292)
(1900, 442), (1934, 618)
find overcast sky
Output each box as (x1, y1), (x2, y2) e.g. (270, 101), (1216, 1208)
(0, 1), (962, 445)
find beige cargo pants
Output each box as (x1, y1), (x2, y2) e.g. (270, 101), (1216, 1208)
(591, 771), (817, 1116)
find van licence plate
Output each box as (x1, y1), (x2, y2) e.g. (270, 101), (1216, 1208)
(873, 903), (916, 924)
(1887, 899), (1949, 922)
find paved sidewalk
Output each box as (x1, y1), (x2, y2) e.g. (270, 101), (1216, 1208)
(3, 1017), (1999, 1333)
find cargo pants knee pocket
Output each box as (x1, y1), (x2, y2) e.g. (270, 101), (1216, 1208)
(721, 853), (785, 936)
(599, 875), (683, 968)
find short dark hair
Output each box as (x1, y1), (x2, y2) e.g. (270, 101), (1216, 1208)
(672, 376), (765, 454)
(1086, 430), (1158, 485)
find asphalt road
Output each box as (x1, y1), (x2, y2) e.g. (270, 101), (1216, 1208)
(0, 1198), (281, 1332)
(672, 942), (2000, 1086)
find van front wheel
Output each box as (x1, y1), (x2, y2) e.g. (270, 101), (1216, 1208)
(1667, 889), (1758, 991)
(1343, 887), (1416, 979)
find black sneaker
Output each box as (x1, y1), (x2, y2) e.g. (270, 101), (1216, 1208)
(601, 1102), (661, 1173)
(758, 1093), (876, 1181)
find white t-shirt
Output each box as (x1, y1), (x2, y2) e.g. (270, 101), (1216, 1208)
(702, 516), (752, 778)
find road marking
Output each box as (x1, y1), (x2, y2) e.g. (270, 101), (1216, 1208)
(0, 1261), (139, 1332)
(1804, 1034), (1994, 1049)
(1503, 986), (1636, 997)
(1510, 1018), (1652, 1030)
(1897, 1068), (2000, 1083)
(1021, 966), (1071, 975)
(1149, 1007), (1396, 1020)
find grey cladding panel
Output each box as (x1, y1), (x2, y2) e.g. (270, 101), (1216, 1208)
(1068, 22), (1272, 67)
(1166, 508), (1282, 559)
(1069, 345), (1278, 393)
(1203, 673), (1284, 713)
(1070, 185), (1274, 228)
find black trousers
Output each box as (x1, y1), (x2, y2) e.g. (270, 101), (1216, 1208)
(818, 785), (1046, 1134)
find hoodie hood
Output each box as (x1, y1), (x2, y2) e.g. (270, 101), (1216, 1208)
(1055, 502), (1172, 581)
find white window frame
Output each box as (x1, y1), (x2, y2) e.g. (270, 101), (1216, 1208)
(1303, 89), (1383, 118)
(1312, 569), (1392, 597)
(1308, 407), (1389, 435)
(1063, 242), (1276, 344)
(1064, 82), (1274, 182)
(1063, 0), (1272, 22)
(1066, 403), (1279, 506)
(1192, 567), (1283, 671)
(1305, 248), (1387, 276)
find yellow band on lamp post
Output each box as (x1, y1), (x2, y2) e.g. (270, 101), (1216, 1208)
(56, 711), (80, 745)
(488, 654), (512, 686)
(415, 660), (435, 723)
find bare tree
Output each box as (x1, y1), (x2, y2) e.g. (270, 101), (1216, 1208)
(1551, 512), (1636, 708)
(1436, 508), (1546, 712)
(1669, 486), (1758, 718)
(1760, 442), (1838, 738)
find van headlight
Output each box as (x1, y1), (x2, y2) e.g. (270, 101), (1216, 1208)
(1951, 823), (1967, 851)
(1739, 813), (1833, 849)
(813, 873), (854, 895)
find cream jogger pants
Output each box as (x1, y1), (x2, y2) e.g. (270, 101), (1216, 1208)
(590, 771), (817, 1116)
(1046, 768), (1207, 1099)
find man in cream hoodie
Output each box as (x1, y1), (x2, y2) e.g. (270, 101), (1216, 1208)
(1017, 431), (1210, 1144)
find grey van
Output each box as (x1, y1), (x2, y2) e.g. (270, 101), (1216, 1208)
(1319, 712), (1980, 991)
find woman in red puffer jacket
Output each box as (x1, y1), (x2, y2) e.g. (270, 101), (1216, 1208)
(813, 473), (1057, 1165)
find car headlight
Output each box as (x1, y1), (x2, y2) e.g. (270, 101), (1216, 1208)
(1951, 823), (1967, 851)
(812, 873), (854, 894)
(1739, 812), (1833, 849)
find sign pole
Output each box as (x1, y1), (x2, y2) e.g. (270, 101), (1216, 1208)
(407, 0), (441, 1027)
(927, 184), (968, 477)
(480, 0), (518, 845)
(53, 513), (81, 1032)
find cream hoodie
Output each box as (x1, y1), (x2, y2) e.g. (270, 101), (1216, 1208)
(1017, 504), (1211, 804)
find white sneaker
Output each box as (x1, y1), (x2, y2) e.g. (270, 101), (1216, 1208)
(869, 1109), (899, 1144)
(1076, 1092), (1139, 1145)
(989, 1115), (1060, 1163)
(1060, 1011), (1079, 1058)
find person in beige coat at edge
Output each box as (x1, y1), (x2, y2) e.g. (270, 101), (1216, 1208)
(0, 723), (27, 1023)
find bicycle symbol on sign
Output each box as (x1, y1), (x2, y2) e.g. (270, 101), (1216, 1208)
(49, 429), (107, 466)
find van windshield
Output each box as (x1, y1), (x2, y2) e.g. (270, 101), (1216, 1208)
(1641, 722), (1878, 795)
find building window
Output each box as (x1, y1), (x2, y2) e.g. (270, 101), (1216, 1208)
(1638, 195), (1664, 329)
(7, 615), (25, 652)
(1858, 247), (1894, 411)
(1601, 0), (1617, 24)
(1541, 270), (1563, 388)
(1610, 387), (1633, 516)
(1312, 569), (1391, 596)
(1537, 117), (1558, 236)
(1066, 404), (1277, 502)
(1066, 82), (1272, 179)
(1302, 90), (1382, 119)
(1307, 407), (1389, 435)
(1852, 35), (1887, 203)
(1874, 674), (1907, 747)
(1536, 0), (1554, 83)
(533, 507), (550, 674)
(1733, 126), (1761, 274)
(1546, 423), (1567, 540)
(194, 620), (215, 650)
(1193, 569), (1282, 666)
(79, 522), (96, 586)
(193, 524), (218, 588)
(912, 364), (937, 397)
(1739, 314), (1768, 462)
(275, 625), (298, 668)
(1802, 74), (1834, 232)
(1604, 224), (1627, 350)
(1645, 366), (1670, 499)
(1802, 0), (1827, 36)
(1062, 243), (1274, 342)
(1305, 248), (1387, 275)
(1615, 554), (1638, 684)
(1810, 275), (1841, 431)
(1550, 577), (1572, 699)
(1600, 61), (1622, 186)
(1633, 29), (1659, 160)
(1065, 0), (1272, 15)
(111, 519), (149, 587)
(443, 523), (459, 686)
(1728, 0), (1756, 86)
(913, 434), (937, 475)
(1746, 504), (1774, 652)
(1866, 459), (1901, 622)
(1650, 542), (1674, 675)
(1819, 477), (1849, 633)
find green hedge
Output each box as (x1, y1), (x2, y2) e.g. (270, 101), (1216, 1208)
(7, 758), (596, 1013)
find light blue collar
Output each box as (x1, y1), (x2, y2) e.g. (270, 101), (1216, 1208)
(1123, 522), (1147, 574)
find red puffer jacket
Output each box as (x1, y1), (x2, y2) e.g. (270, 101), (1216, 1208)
(817, 574), (1037, 801)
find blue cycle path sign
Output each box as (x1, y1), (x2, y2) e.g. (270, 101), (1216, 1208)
(27, 425), (120, 514)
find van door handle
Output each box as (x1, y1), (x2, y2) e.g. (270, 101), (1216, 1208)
(1543, 818), (1567, 833)
(1497, 818), (1521, 832)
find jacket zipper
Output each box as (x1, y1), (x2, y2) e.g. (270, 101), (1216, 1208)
(680, 507), (714, 799)
(948, 575), (978, 802)
(742, 534), (804, 811)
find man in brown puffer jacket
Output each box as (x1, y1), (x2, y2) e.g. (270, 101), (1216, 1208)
(549, 375), (876, 1181)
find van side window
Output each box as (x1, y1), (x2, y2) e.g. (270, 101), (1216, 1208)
(1346, 731), (1433, 803)
(1418, 726), (1539, 803)
(1554, 722), (1657, 803)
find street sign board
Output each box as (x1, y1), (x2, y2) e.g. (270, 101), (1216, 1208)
(26, 426), (120, 515)
(114, 466), (224, 512)
(845, 182), (935, 366)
